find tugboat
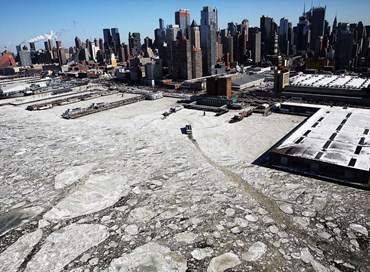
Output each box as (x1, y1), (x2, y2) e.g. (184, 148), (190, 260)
(230, 109), (253, 123)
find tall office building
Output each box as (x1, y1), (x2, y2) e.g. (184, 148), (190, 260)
(248, 27), (261, 64)
(166, 24), (181, 42)
(78, 48), (90, 62)
(98, 38), (104, 51)
(335, 25), (354, 70)
(172, 37), (192, 80)
(159, 18), (165, 30)
(29, 42), (36, 51)
(75, 36), (82, 50)
(279, 18), (289, 55)
(143, 37), (153, 49)
(35, 51), (52, 64)
(15, 45), (21, 53)
(296, 14), (310, 51)
(154, 19), (166, 48)
(260, 15), (274, 57)
(111, 28), (121, 54)
(120, 43), (130, 62)
(190, 20), (202, 78)
(166, 24), (181, 73)
(44, 41), (50, 52)
(55, 40), (62, 49)
(175, 9), (190, 37)
(200, 6), (218, 76)
(227, 22), (237, 36)
(48, 39), (54, 51)
(190, 20), (201, 49)
(225, 34), (234, 65)
(129, 32), (142, 56)
(238, 19), (249, 63)
(19, 50), (32, 67)
(309, 6), (326, 56)
(103, 28), (112, 52)
(354, 22), (366, 66)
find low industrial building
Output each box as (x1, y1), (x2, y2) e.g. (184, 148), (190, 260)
(231, 74), (265, 90)
(283, 74), (370, 105)
(269, 105), (370, 187)
(0, 82), (29, 97)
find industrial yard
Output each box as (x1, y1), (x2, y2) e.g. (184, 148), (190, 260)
(0, 96), (369, 271)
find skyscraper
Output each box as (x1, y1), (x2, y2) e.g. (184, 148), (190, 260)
(56, 40), (62, 49)
(172, 37), (192, 80)
(98, 38), (104, 51)
(190, 20), (201, 49)
(166, 24), (181, 73)
(111, 28), (121, 54)
(175, 9), (190, 37)
(129, 32), (142, 56)
(75, 36), (82, 50)
(296, 14), (310, 51)
(238, 19), (249, 63)
(309, 6), (326, 56)
(190, 20), (202, 78)
(19, 50), (32, 67)
(200, 6), (218, 76)
(248, 27), (261, 64)
(154, 18), (166, 48)
(44, 41), (50, 52)
(103, 28), (112, 52)
(29, 42), (36, 51)
(260, 15), (274, 58)
(335, 24), (354, 70)
(159, 18), (165, 30)
(279, 18), (289, 55)
(227, 22), (237, 36)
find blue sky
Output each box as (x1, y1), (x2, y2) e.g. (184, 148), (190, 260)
(1, 0), (370, 52)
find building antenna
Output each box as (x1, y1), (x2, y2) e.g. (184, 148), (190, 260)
(303, 0), (306, 15)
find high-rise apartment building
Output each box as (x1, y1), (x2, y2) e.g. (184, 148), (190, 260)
(200, 6), (218, 76)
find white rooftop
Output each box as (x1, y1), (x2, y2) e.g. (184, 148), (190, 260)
(290, 74), (370, 90)
(0, 83), (29, 94)
(274, 106), (370, 171)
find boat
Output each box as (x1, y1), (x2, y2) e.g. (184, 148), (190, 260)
(230, 109), (253, 123)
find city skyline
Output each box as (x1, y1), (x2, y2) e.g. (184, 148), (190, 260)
(2, 0), (370, 52)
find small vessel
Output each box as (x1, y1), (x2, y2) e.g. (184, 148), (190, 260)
(230, 109), (253, 123)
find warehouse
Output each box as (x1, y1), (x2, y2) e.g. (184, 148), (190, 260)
(270, 106), (370, 187)
(231, 74), (265, 90)
(283, 74), (370, 105)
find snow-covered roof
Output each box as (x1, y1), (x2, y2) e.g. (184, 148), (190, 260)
(274, 106), (370, 171)
(290, 74), (370, 90)
(0, 83), (29, 94)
